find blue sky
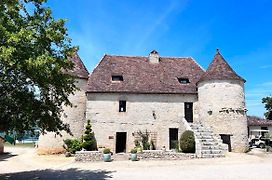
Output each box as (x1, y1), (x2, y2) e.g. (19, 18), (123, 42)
(47, 0), (272, 117)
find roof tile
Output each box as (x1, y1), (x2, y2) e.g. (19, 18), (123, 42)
(199, 50), (245, 82)
(87, 54), (205, 94)
(66, 53), (89, 79)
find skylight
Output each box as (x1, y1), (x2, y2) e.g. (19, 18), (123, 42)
(178, 78), (190, 84)
(112, 75), (123, 82)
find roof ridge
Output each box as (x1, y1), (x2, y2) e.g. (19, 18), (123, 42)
(105, 54), (193, 59)
(189, 57), (205, 71)
(87, 54), (107, 77)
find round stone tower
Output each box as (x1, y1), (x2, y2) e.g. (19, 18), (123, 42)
(197, 49), (248, 152)
(38, 53), (88, 154)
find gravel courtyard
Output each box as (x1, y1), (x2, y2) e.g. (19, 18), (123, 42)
(1, 146), (272, 180)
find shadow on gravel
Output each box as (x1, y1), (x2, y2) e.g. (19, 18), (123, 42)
(0, 168), (114, 180)
(0, 152), (17, 161)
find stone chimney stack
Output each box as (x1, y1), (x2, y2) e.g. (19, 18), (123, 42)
(148, 50), (160, 64)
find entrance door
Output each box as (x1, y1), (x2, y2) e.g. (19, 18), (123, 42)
(185, 102), (193, 122)
(169, 128), (179, 150)
(116, 132), (127, 153)
(220, 134), (232, 152)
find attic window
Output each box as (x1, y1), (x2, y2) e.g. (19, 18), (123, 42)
(112, 75), (123, 82)
(178, 78), (190, 84)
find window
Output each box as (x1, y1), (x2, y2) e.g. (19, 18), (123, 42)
(119, 100), (126, 112)
(177, 78), (190, 84)
(112, 75), (123, 81)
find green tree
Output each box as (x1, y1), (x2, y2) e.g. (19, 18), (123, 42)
(262, 96), (272, 119)
(0, 0), (77, 134)
(81, 120), (96, 151)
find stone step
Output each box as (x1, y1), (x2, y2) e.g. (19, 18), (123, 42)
(189, 122), (226, 158)
(192, 129), (213, 133)
(201, 150), (222, 154)
(201, 142), (219, 146)
(201, 146), (220, 150)
(194, 132), (213, 136)
(198, 139), (215, 142)
(195, 135), (214, 139)
(201, 154), (225, 158)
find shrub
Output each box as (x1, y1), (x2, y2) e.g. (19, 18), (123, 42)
(82, 120), (96, 151)
(180, 130), (195, 153)
(137, 130), (151, 150)
(130, 148), (137, 154)
(103, 148), (111, 154)
(63, 139), (82, 154)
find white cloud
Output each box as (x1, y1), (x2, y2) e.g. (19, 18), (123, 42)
(260, 65), (272, 69)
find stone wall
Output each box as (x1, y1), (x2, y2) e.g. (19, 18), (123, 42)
(75, 150), (195, 162)
(86, 93), (198, 152)
(75, 151), (102, 162)
(138, 150), (196, 160)
(198, 80), (248, 152)
(37, 78), (88, 154)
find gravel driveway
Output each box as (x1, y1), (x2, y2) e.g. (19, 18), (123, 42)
(1, 146), (272, 180)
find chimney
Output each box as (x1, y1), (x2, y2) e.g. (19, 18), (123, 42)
(148, 50), (160, 64)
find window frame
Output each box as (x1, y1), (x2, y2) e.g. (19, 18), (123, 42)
(119, 100), (126, 112)
(177, 77), (190, 84)
(112, 75), (123, 82)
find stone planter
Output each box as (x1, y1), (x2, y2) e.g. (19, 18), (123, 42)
(103, 153), (111, 162)
(130, 153), (138, 161)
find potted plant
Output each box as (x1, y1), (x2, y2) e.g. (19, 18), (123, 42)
(130, 148), (138, 161)
(103, 148), (111, 162)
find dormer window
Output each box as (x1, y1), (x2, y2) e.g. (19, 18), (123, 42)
(112, 75), (123, 82)
(178, 78), (190, 84)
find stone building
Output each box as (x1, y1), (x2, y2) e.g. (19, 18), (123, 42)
(38, 53), (89, 154)
(38, 50), (249, 155)
(248, 116), (272, 138)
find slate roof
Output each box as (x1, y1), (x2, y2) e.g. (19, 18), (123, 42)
(247, 116), (272, 126)
(87, 54), (205, 94)
(199, 49), (245, 82)
(66, 53), (89, 79)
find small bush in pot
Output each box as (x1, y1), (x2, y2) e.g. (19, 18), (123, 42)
(103, 148), (112, 162)
(130, 148), (138, 161)
(180, 130), (195, 153)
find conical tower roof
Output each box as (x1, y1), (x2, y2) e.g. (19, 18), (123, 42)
(198, 49), (245, 82)
(67, 52), (89, 79)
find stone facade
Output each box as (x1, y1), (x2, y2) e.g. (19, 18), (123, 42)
(37, 79), (87, 154)
(198, 80), (248, 152)
(86, 93), (197, 152)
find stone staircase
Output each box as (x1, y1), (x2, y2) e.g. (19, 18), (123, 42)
(189, 122), (228, 158)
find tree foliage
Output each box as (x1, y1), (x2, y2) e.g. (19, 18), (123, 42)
(0, 0), (77, 134)
(262, 96), (272, 119)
